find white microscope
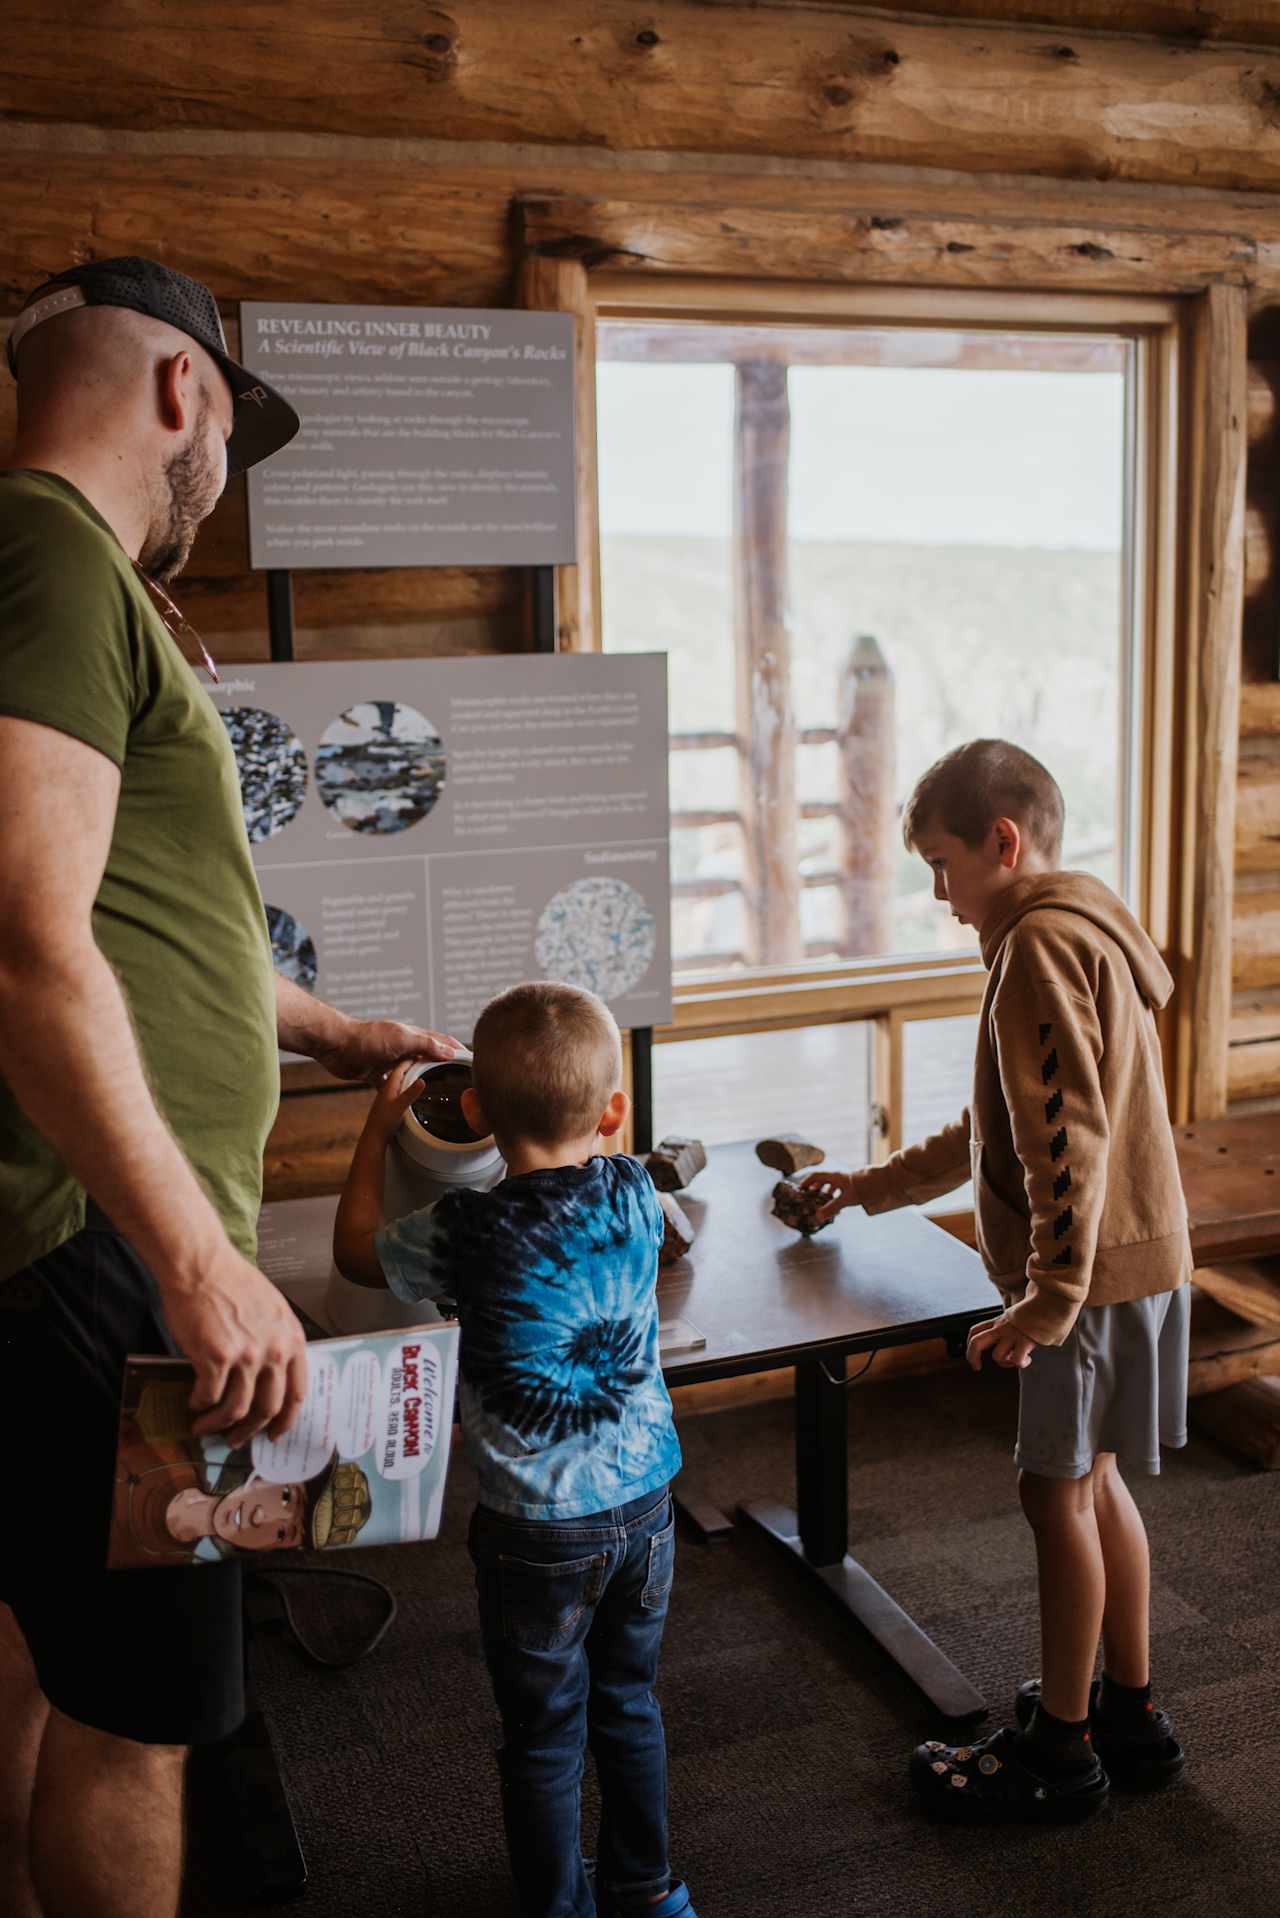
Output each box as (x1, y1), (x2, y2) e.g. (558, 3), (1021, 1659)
(323, 1054), (506, 1335)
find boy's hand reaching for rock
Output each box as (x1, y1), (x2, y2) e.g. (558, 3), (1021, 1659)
(799, 1168), (864, 1225)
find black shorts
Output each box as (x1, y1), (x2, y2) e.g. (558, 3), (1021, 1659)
(0, 1209), (244, 1745)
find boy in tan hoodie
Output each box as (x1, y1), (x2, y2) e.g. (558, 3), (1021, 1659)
(803, 739), (1190, 1824)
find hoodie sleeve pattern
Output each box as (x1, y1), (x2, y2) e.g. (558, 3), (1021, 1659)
(992, 944), (1109, 1346)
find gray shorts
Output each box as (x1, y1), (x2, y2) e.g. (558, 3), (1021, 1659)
(1014, 1285), (1190, 1480)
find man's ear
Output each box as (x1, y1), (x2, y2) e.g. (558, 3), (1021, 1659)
(460, 1085), (490, 1136)
(157, 350), (196, 435)
(597, 1089), (630, 1140)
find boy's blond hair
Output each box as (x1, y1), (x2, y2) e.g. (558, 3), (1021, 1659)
(471, 981), (623, 1147)
(902, 739), (1064, 864)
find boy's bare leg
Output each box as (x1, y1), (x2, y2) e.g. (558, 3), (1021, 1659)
(1018, 1471), (1106, 1723)
(1091, 1451), (1150, 1687)
(0, 1603), (47, 1918)
(29, 1707), (186, 1918)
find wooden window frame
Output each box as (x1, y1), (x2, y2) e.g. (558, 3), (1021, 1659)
(519, 260), (1243, 1132)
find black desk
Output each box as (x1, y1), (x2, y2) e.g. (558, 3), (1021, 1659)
(659, 1141), (997, 1724)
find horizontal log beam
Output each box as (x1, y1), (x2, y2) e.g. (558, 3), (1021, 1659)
(11, 4), (1280, 194)
(1235, 750), (1280, 873)
(1228, 1038), (1280, 1102)
(0, 157), (514, 317)
(1240, 682), (1280, 736)
(1233, 886), (1280, 989)
(521, 193), (1258, 296)
(264, 1086), (375, 1202)
(858, 2), (1280, 49)
(1231, 990), (1280, 1045)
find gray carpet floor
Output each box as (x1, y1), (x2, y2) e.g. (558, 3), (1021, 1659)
(188, 1362), (1280, 1918)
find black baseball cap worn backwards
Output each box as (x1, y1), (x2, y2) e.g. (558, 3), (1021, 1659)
(5, 256), (300, 476)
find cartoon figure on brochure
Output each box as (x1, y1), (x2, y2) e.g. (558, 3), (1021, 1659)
(109, 1370), (372, 1568)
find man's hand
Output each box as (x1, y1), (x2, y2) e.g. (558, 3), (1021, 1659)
(158, 1250), (309, 1446)
(966, 1313), (1037, 1372)
(798, 1167), (867, 1225)
(312, 1015), (463, 1084)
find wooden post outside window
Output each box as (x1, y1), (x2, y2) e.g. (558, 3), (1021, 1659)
(838, 633), (896, 958)
(733, 361), (802, 966)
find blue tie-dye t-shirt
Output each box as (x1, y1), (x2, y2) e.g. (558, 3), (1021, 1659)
(375, 1153), (681, 1520)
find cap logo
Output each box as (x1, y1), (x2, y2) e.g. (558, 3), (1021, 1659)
(242, 384), (269, 408)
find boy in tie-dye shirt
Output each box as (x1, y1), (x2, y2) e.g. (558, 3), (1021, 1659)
(334, 982), (695, 1918)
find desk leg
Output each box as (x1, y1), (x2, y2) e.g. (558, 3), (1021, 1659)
(740, 1358), (987, 1725)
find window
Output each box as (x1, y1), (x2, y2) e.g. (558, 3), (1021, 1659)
(598, 322), (1134, 976)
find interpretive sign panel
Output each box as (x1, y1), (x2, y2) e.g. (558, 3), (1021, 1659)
(209, 653), (671, 1039)
(240, 302), (576, 570)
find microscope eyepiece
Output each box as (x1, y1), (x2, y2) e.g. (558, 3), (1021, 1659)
(409, 1060), (486, 1146)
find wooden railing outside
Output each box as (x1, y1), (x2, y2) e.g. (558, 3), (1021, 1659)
(670, 630), (896, 970)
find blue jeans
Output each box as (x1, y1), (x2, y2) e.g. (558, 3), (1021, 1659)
(468, 1485), (675, 1918)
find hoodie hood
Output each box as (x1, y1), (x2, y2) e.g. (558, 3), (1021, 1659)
(979, 871), (1174, 1011)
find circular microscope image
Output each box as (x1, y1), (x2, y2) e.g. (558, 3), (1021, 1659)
(314, 700), (446, 835)
(265, 904), (317, 992)
(221, 707), (307, 844)
(534, 877), (657, 1002)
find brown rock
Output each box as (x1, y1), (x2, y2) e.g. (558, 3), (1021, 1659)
(771, 1178), (830, 1237)
(645, 1135), (707, 1192)
(657, 1191), (695, 1266)
(755, 1134), (825, 1175)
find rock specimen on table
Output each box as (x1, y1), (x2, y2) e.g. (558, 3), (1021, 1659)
(657, 1192), (696, 1266)
(755, 1133), (825, 1176)
(771, 1177), (831, 1238)
(645, 1135), (707, 1192)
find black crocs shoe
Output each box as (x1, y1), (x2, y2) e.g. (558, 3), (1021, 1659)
(910, 1726), (1109, 1825)
(1015, 1678), (1185, 1791)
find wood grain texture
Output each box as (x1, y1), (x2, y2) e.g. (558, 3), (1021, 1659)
(1234, 885), (1280, 988)
(836, 1), (1280, 47)
(1181, 285), (1247, 1117)
(1188, 1299), (1280, 1394)
(10, 4), (1280, 192)
(519, 192), (1259, 295)
(1194, 1258), (1280, 1327)
(515, 251), (599, 652)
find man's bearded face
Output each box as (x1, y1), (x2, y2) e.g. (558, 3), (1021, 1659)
(140, 392), (225, 583)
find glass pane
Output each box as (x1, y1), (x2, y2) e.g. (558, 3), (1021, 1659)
(902, 1014), (977, 1214)
(598, 322), (1132, 978)
(789, 356), (1127, 959)
(652, 1023), (870, 1161)
(597, 361), (736, 733)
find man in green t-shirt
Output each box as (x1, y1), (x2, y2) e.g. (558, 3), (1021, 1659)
(0, 259), (461, 1918)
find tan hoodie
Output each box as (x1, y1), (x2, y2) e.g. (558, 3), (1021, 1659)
(857, 871), (1192, 1345)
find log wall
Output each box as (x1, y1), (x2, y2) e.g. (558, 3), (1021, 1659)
(5, 1), (1280, 1184)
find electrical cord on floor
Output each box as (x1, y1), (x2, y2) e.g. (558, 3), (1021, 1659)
(247, 1566), (398, 1669)
(817, 1350), (879, 1390)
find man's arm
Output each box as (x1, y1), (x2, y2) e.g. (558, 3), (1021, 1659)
(274, 971), (461, 1082)
(0, 716), (306, 1442)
